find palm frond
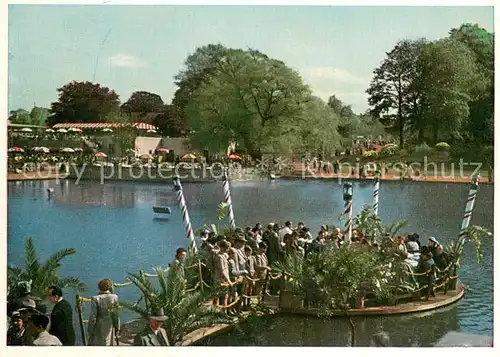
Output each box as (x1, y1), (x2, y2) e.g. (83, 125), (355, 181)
(216, 202), (229, 221)
(126, 271), (159, 306)
(120, 300), (149, 321)
(24, 237), (40, 279)
(58, 276), (86, 293)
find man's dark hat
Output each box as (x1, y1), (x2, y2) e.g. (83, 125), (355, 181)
(149, 307), (168, 321)
(235, 235), (247, 242)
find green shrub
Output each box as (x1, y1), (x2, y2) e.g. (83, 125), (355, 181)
(414, 142), (433, 155)
(435, 142), (451, 152)
(362, 150), (378, 158)
(380, 144), (398, 156)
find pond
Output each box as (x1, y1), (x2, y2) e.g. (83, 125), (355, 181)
(7, 178), (494, 345)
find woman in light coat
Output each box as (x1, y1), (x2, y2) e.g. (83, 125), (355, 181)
(87, 279), (120, 346)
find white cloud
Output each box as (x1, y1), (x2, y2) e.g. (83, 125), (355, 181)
(109, 53), (146, 68)
(299, 66), (371, 113)
(301, 67), (367, 85)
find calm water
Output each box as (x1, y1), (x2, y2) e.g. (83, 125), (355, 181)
(7, 179), (494, 346)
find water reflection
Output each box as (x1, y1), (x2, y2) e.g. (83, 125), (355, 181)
(196, 304), (461, 347)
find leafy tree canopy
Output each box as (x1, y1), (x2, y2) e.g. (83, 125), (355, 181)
(121, 91), (165, 113)
(48, 81), (120, 125)
(9, 107), (49, 126)
(184, 46), (312, 156)
(153, 104), (189, 137)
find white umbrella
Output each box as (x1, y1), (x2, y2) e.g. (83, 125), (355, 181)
(57, 128), (68, 133)
(21, 128), (33, 132)
(61, 147), (75, 153)
(45, 128), (55, 133)
(147, 129), (157, 133)
(102, 128), (113, 133)
(33, 146), (50, 153)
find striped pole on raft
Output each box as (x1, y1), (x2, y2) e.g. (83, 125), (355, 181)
(459, 176), (480, 238)
(344, 199), (353, 245)
(173, 176), (197, 254)
(222, 168), (236, 230)
(373, 173), (380, 216)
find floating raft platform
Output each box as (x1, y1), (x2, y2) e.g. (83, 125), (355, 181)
(279, 280), (465, 317)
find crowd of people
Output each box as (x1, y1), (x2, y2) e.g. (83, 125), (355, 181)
(188, 220), (449, 311)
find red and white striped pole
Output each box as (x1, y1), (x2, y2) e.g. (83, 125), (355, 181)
(459, 176), (480, 238)
(223, 168), (236, 230)
(373, 174), (380, 216)
(343, 182), (353, 245)
(173, 176), (197, 254)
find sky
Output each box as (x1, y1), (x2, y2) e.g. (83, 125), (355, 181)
(8, 4), (494, 114)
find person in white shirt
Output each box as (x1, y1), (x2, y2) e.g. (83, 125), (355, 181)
(279, 221), (293, 243)
(30, 314), (62, 346)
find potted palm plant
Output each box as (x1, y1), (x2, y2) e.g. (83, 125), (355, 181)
(121, 266), (234, 346)
(444, 225), (490, 290)
(273, 254), (306, 310)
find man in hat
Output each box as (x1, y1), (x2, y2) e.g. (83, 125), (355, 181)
(233, 235), (248, 273)
(199, 230), (216, 285)
(199, 229), (210, 243)
(15, 298), (41, 345)
(169, 248), (187, 277)
(7, 311), (26, 345)
(428, 237), (439, 257)
(133, 307), (170, 346)
(30, 314), (63, 346)
(8, 280), (44, 317)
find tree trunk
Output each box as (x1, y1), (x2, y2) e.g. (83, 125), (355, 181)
(432, 123), (438, 145)
(399, 120), (404, 147)
(343, 306), (356, 347)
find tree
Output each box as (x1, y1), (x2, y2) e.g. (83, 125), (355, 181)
(327, 95), (344, 115)
(30, 107), (50, 126)
(123, 267), (233, 345)
(153, 105), (189, 137)
(105, 109), (135, 155)
(172, 44), (229, 110)
(366, 39), (428, 146)
(8, 109), (32, 125)
(7, 237), (85, 302)
(417, 38), (485, 143)
(340, 105), (355, 118)
(449, 24), (494, 146)
(48, 81), (120, 125)
(185, 47), (312, 156)
(121, 91), (164, 113)
(296, 96), (341, 156)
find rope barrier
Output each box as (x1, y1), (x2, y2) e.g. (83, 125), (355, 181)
(221, 297), (241, 309)
(113, 281), (133, 287)
(268, 273), (282, 280)
(143, 273), (158, 278)
(220, 277), (244, 287)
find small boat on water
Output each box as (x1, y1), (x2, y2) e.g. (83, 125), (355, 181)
(152, 206), (171, 220)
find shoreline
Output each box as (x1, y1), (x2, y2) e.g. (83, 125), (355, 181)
(7, 171), (493, 185)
